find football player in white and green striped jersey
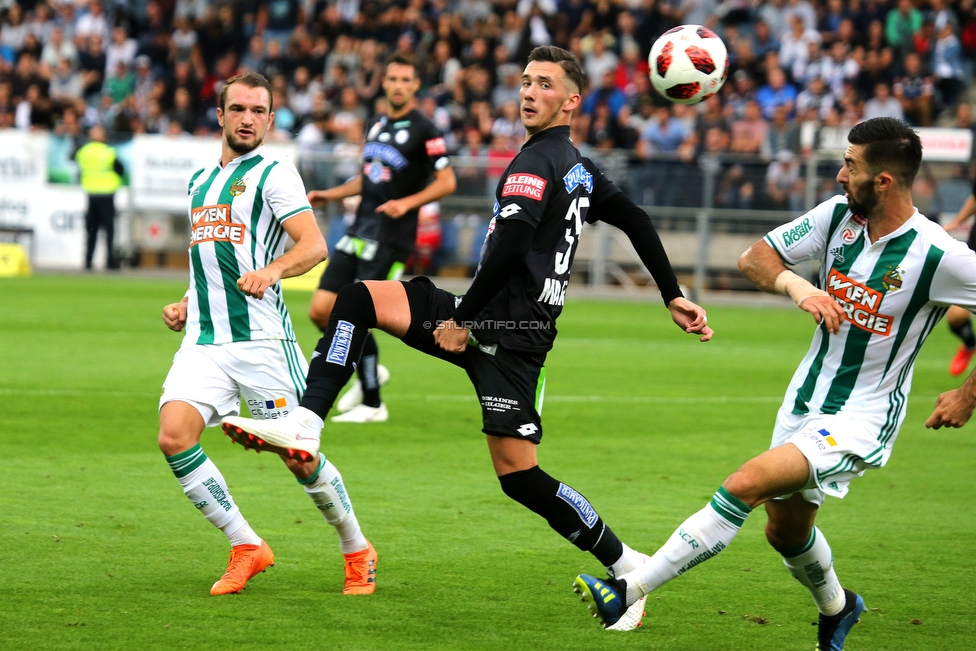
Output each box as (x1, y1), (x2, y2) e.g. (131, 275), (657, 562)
(575, 119), (976, 649)
(158, 72), (376, 597)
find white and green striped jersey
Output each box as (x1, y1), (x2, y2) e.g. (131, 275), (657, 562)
(183, 146), (311, 345)
(766, 195), (976, 446)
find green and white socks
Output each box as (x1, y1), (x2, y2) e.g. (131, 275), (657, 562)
(298, 453), (368, 554)
(166, 445), (367, 554)
(166, 444), (261, 547)
(780, 526), (845, 616)
(620, 486), (752, 605)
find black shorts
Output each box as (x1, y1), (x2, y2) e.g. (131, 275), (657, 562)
(401, 276), (547, 444)
(318, 236), (409, 293)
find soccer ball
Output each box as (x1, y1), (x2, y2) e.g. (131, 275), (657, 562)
(648, 25), (729, 105)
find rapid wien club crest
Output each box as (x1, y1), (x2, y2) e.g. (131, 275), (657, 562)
(229, 176), (246, 197)
(882, 265), (903, 292)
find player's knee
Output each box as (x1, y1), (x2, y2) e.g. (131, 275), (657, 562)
(331, 282), (378, 328)
(721, 470), (762, 509)
(308, 303), (331, 330)
(764, 517), (809, 551)
(157, 422), (194, 457)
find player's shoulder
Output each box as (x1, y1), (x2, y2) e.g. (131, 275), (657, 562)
(910, 211), (972, 254)
(187, 165), (211, 194)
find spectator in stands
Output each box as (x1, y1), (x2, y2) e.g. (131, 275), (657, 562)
(40, 25), (76, 69)
(764, 149), (804, 211)
(582, 68), (625, 119)
(104, 26), (137, 79)
(779, 14), (821, 75)
(295, 109), (331, 149)
(893, 52), (934, 126)
(818, 0), (851, 45)
(49, 56), (83, 101)
(855, 47), (894, 99)
(239, 33), (265, 73)
(886, 0), (924, 55)
(756, 67), (797, 119)
(796, 74), (836, 119)
(818, 40), (860, 97)
(758, 0), (789, 41)
(751, 19), (781, 60)
(1, 3), (27, 54)
(933, 23), (966, 107)
(763, 104), (802, 157)
(583, 31), (617, 84)
(75, 0), (110, 45)
(730, 99), (768, 154)
(637, 105), (694, 206)
(784, 0), (818, 32)
(863, 81), (904, 120)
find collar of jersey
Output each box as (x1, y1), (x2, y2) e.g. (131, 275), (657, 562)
(222, 145), (265, 168)
(865, 208), (923, 246)
(522, 125), (570, 149)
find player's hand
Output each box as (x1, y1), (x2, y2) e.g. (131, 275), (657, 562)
(376, 198), (411, 219)
(667, 297), (714, 342)
(307, 190), (331, 207)
(433, 318), (470, 354)
(798, 295), (846, 334)
(925, 388), (976, 429)
(237, 268), (281, 300)
(162, 299), (187, 332)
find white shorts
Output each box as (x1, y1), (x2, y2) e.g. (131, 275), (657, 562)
(771, 409), (890, 506)
(160, 339), (309, 427)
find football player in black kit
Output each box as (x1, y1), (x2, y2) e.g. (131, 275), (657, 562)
(306, 52), (456, 423)
(222, 46), (713, 631)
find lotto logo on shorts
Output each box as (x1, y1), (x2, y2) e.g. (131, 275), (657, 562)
(556, 483), (598, 529)
(326, 320), (355, 365)
(502, 173), (547, 201)
(190, 204), (245, 246)
(265, 397), (287, 409)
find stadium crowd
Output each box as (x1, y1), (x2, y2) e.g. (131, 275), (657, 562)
(2, 0), (976, 209)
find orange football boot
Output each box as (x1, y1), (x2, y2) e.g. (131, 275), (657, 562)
(342, 541), (377, 594)
(950, 345), (975, 376)
(210, 540), (275, 595)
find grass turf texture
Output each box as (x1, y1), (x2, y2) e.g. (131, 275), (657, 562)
(1, 274), (973, 651)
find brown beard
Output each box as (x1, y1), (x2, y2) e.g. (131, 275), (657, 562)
(226, 130), (262, 154)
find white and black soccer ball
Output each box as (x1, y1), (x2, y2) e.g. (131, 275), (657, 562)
(648, 25), (730, 105)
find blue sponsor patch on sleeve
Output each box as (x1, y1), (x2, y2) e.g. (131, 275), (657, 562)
(562, 163), (593, 194)
(556, 483), (599, 529)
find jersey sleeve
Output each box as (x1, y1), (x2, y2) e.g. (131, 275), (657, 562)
(764, 196), (845, 265)
(581, 157), (622, 223)
(263, 161), (312, 223)
(421, 121), (451, 172)
(929, 244), (976, 310)
(495, 149), (551, 229)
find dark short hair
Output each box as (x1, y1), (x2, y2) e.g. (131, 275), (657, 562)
(527, 45), (587, 94)
(385, 52), (418, 77)
(219, 71), (273, 112)
(847, 117), (923, 188)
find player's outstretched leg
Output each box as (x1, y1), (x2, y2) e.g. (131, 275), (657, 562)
(334, 331), (390, 421)
(573, 485), (751, 627)
(293, 453), (377, 594)
(222, 282), (379, 454)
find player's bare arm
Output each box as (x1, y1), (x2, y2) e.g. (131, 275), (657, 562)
(942, 193), (976, 232)
(739, 239), (846, 334)
(926, 365), (976, 429)
(162, 295), (189, 332)
(376, 166), (456, 219)
(237, 210), (327, 299)
(308, 175), (363, 207)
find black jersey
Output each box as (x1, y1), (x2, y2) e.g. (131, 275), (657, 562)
(349, 109), (450, 251)
(471, 126), (619, 353)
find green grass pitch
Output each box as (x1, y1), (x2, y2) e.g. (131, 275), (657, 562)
(1, 274), (974, 651)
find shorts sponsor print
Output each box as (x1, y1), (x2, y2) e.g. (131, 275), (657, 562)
(771, 410), (889, 504)
(160, 339), (307, 427)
